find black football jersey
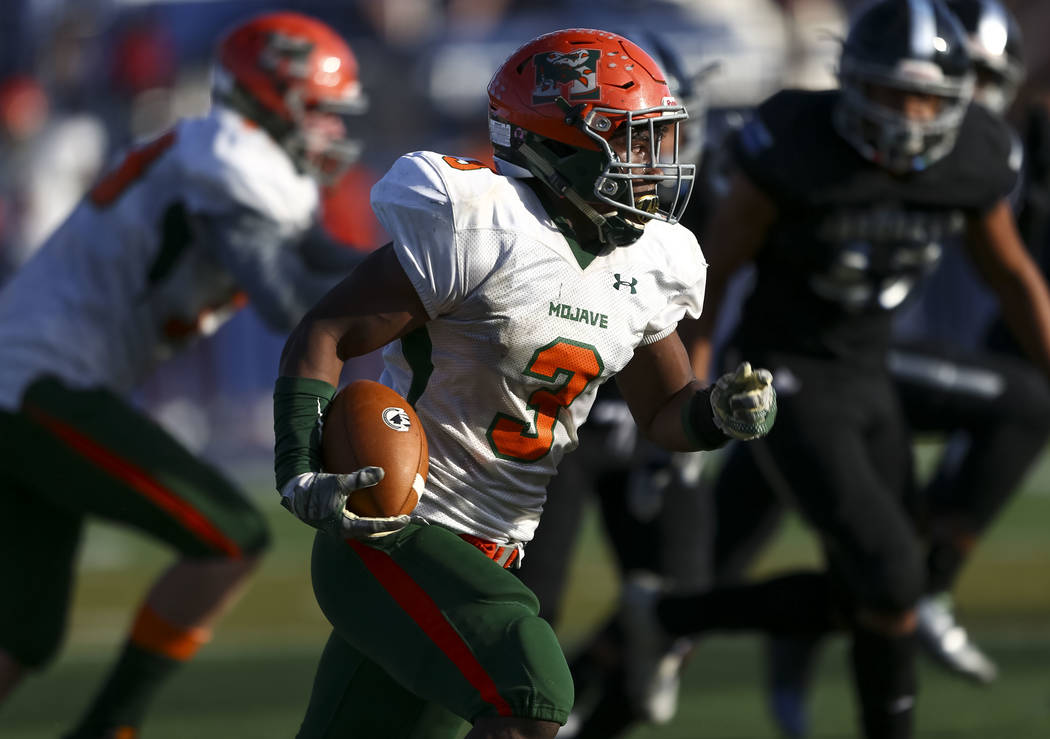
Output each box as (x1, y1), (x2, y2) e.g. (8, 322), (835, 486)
(727, 89), (1018, 368)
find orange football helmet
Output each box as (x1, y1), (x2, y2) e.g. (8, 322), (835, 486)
(212, 12), (367, 182)
(0, 75), (48, 142)
(487, 28), (694, 245)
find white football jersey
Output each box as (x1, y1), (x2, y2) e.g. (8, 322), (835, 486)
(372, 151), (707, 545)
(0, 107), (318, 411)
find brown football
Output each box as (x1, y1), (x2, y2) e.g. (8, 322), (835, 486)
(321, 380), (428, 517)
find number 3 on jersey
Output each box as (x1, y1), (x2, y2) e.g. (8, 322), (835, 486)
(487, 339), (604, 462)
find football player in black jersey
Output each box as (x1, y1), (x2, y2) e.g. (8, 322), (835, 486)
(528, 2), (1047, 738)
(708, 2), (1044, 735)
(607, 2), (1050, 739)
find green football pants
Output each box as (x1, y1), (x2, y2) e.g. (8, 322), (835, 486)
(0, 377), (269, 667)
(298, 522), (573, 738)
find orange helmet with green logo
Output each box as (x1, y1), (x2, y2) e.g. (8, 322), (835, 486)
(487, 28), (695, 246)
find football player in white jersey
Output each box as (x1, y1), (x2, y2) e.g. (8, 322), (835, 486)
(273, 28), (777, 739)
(0, 13), (371, 738)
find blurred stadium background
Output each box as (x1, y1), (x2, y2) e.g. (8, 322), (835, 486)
(0, 0), (1047, 737)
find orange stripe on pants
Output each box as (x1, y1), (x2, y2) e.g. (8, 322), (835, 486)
(24, 403), (241, 557)
(130, 604), (211, 661)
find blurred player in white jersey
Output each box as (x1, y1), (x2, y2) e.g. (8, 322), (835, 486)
(273, 27), (778, 739)
(0, 12), (371, 738)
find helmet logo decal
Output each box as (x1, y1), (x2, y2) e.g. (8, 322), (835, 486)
(260, 31), (314, 79)
(532, 49), (601, 104)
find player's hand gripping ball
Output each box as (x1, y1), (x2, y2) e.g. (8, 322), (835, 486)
(322, 380), (428, 517)
(710, 361), (777, 441)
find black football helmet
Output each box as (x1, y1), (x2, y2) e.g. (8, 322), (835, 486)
(944, 0), (1023, 114)
(835, 0), (975, 174)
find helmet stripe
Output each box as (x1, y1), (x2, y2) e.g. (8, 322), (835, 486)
(908, 0), (939, 59)
(975, 0), (1010, 58)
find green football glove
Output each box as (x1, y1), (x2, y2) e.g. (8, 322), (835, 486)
(710, 361), (777, 441)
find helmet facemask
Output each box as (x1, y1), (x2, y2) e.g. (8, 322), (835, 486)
(973, 64), (1021, 115)
(835, 57), (974, 174)
(970, 39), (1024, 114)
(590, 104), (694, 228)
(283, 89), (367, 185)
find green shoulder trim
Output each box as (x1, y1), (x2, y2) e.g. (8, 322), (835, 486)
(529, 180), (601, 269)
(552, 215), (598, 270)
(147, 202), (192, 285)
(401, 326), (434, 405)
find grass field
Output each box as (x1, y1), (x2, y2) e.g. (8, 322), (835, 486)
(3, 445), (1049, 738)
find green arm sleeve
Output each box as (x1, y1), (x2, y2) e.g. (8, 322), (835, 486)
(273, 376), (337, 491)
(681, 387), (731, 451)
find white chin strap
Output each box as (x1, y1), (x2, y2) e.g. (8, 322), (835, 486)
(492, 156), (534, 179)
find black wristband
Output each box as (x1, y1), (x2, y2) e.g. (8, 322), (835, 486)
(273, 376), (338, 491)
(682, 387), (731, 451)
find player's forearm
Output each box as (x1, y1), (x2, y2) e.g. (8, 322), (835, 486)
(200, 210), (350, 332)
(274, 313), (347, 492)
(683, 237), (746, 383)
(639, 381), (729, 452)
(679, 312), (717, 382)
(997, 265), (1050, 377)
(971, 203), (1050, 378)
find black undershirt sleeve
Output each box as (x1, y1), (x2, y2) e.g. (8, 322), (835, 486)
(198, 210), (367, 332)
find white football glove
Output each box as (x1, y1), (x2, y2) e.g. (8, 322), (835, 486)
(710, 361), (777, 441)
(280, 468), (410, 539)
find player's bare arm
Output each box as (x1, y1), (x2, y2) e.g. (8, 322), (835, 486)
(616, 332), (703, 451)
(679, 168), (777, 381)
(965, 198), (1050, 376)
(617, 332), (776, 451)
(200, 210), (367, 333)
(279, 243), (429, 385)
(275, 243), (429, 539)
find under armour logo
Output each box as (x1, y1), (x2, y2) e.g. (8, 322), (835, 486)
(613, 274), (637, 294)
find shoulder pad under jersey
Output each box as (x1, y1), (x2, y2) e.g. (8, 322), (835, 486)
(731, 89), (837, 204)
(948, 103), (1021, 206)
(372, 150), (544, 234)
(174, 107), (319, 232)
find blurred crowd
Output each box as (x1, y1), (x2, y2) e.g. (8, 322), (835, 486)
(0, 0), (1044, 476)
